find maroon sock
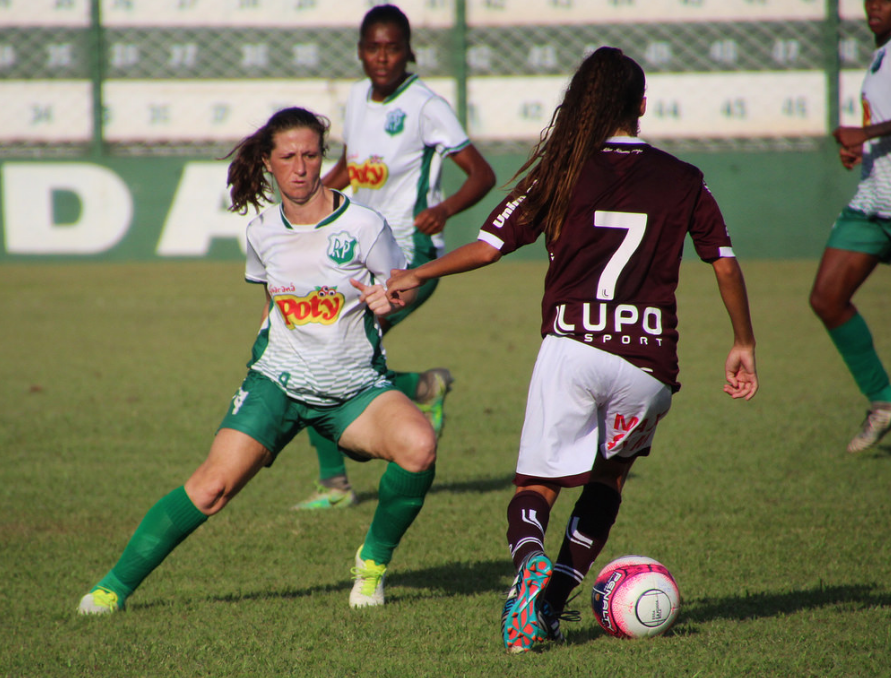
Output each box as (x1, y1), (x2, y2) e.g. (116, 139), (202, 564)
(506, 490), (552, 570)
(545, 483), (621, 611)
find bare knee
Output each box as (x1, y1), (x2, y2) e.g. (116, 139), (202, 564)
(809, 287), (836, 325)
(184, 472), (230, 516)
(810, 287), (851, 328)
(392, 426), (437, 473)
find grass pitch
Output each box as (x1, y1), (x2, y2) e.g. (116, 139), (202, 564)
(1, 259), (890, 677)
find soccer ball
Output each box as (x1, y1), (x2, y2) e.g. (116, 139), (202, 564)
(591, 555), (680, 639)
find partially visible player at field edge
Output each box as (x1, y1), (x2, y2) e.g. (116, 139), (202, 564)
(77, 107), (436, 615)
(387, 46), (758, 653)
(810, 0), (891, 453)
(291, 3), (496, 511)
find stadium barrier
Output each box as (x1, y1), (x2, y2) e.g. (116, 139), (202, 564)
(0, 0), (869, 261)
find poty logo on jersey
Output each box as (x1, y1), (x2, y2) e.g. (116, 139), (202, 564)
(327, 231), (357, 264)
(348, 158), (389, 190)
(274, 286), (344, 329)
(385, 108), (406, 135)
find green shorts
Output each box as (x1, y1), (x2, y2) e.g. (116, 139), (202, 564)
(218, 370), (395, 463)
(827, 207), (891, 263)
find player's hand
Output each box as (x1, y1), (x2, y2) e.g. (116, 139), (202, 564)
(386, 268), (421, 307)
(723, 345), (758, 400)
(350, 278), (393, 317)
(413, 204), (449, 235)
(832, 126), (868, 149)
(839, 145), (863, 170)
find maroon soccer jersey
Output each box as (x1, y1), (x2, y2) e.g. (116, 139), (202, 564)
(479, 137), (734, 390)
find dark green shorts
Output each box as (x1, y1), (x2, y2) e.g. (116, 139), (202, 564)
(218, 370), (395, 462)
(827, 207), (891, 263)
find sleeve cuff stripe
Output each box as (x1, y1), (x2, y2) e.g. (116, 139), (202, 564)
(478, 230), (505, 250)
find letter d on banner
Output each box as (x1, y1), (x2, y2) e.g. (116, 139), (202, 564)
(2, 163), (133, 254)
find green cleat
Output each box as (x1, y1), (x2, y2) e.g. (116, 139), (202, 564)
(416, 368), (453, 438)
(291, 484), (358, 511)
(78, 587), (124, 615)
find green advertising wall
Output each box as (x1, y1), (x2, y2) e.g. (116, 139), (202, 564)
(0, 145), (861, 263)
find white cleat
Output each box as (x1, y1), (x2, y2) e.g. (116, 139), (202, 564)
(349, 547), (386, 609)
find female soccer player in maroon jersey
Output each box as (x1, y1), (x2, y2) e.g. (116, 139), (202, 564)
(386, 46), (758, 653)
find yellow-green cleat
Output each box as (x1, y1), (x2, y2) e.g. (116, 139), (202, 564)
(349, 547), (387, 608)
(291, 484), (358, 511)
(77, 586), (123, 615)
(416, 368), (453, 438)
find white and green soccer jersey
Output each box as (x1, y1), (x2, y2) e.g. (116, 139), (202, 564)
(244, 191), (406, 406)
(343, 74), (470, 264)
(850, 43), (891, 218)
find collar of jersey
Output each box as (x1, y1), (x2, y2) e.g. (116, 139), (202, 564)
(367, 73), (418, 105)
(278, 190), (350, 230)
(605, 135), (646, 145)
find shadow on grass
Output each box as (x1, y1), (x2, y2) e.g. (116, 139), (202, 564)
(566, 581), (891, 644)
(194, 558), (512, 609)
(862, 441), (891, 458)
(681, 582), (891, 623)
(354, 474), (515, 503)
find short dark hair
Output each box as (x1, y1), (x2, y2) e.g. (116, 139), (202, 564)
(360, 3), (412, 45)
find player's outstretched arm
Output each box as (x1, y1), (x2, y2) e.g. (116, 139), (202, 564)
(387, 240), (501, 305)
(712, 256), (758, 400)
(833, 120), (891, 148)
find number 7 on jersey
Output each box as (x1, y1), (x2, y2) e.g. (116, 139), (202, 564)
(594, 210), (647, 301)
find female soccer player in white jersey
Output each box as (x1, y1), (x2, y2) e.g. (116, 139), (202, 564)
(810, 0), (891, 453)
(386, 47), (759, 652)
(77, 107), (436, 614)
(291, 4), (496, 511)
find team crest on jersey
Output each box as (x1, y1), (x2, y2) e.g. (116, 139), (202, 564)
(385, 108), (406, 135)
(274, 286), (344, 329)
(327, 231), (358, 264)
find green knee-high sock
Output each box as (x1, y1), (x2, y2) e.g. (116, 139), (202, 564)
(387, 370), (422, 400)
(361, 463), (435, 566)
(828, 313), (891, 402)
(94, 485), (207, 600)
(308, 426), (347, 481)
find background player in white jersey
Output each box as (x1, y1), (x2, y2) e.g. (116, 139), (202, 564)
(77, 108), (436, 614)
(291, 4), (496, 511)
(810, 0), (891, 453)
(387, 47), (758, 652)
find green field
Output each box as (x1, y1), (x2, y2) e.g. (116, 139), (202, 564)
(2, 259), (890, 677)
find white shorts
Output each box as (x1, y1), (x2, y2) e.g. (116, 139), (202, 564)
(516, 335), (672, 485)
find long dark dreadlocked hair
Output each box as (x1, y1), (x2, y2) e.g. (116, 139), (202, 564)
(225, 107), (330, 215)
(507, 47), (646, 242)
